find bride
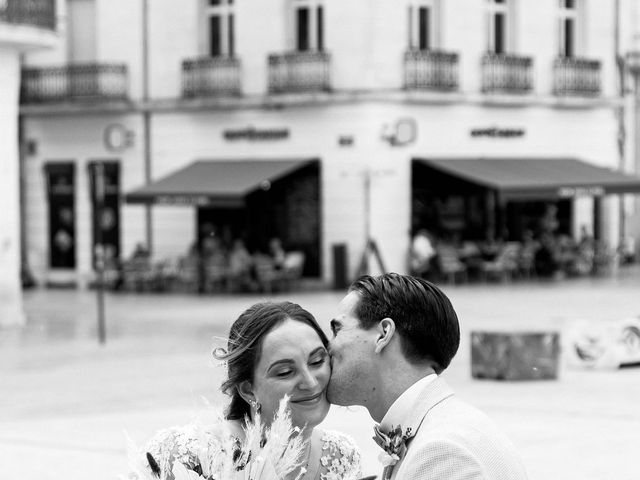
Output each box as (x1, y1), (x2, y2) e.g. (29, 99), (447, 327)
(139, 301), (362, 480)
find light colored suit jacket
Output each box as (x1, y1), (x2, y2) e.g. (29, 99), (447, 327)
(389, 377), (528, 480)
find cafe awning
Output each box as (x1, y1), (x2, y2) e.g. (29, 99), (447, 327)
(414, 157), (640, 200)
(126, 158), (317, 207)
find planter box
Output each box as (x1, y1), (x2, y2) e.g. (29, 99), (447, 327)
(471, 331), (560, 380)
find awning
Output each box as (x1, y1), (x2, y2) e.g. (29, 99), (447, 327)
(414, 157), (640, 200)
(125, 158), (317, 207)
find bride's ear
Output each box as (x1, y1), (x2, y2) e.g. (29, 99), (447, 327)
(237, 380), (256, 405)
(374, 318), (396, 354)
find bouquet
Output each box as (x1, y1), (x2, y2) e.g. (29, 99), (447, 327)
(123, 396), (308, 480)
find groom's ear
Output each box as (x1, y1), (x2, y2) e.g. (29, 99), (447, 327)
(237, 380), (256, 405)
(374, 318), (396, 354)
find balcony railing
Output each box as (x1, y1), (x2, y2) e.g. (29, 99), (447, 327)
(481, 53), (533, 94)
(552, 56), (601, 97)
(404, 49), (459, 91)
(182, 56), (241, 98)
(0, 0), (55, 30)
(268, 51), (330, 94)
(21, 64), (128, 103)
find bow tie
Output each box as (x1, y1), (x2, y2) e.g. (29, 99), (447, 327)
(372, 424), (414, 480)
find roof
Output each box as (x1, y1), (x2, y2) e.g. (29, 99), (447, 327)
(125, 159), (317, 206)
(414, 157), (640, 200)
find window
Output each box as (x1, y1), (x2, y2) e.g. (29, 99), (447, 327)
(293, 0), (324, 51)
(487, 0), (510, 55)
(559, 0), (579, 57)
(204, 0), (234, 56)
(408, 0), (440, 51)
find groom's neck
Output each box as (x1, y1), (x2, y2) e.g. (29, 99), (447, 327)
(370, 362), (436, 423)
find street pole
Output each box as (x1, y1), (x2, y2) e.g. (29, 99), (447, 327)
(615, 0), (627, 251)
(94, 163), (106, 345)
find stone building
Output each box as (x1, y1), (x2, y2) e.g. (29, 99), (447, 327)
(19, 0), (640, 288)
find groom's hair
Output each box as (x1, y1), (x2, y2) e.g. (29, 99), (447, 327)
(349, 273), (460, 372)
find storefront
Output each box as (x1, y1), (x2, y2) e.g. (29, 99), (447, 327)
(22, 101), (640, 287)
(412, 157), (640, 242)
(126, 158), (321, 276)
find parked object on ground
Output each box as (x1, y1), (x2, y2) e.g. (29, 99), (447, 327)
(471, 331), (560, 380)
(564, 317), (640, 369)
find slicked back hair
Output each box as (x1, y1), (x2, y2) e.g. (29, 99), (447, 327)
(348, 273), (460, 373)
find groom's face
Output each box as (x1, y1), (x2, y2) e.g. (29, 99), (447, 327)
(326, 291), (377, 406)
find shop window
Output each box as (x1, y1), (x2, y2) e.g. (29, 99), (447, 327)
(45, 163), (76, 269)
(408, 0), (440, 51)
(486, 0), (512, 55)
(293, 0), (324, 51)
(88, 161), (121, 269)
(558, 0), (581, 57)
(204, 0), (235, 56)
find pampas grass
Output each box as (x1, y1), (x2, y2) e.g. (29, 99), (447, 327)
(123, 396), (308, 480)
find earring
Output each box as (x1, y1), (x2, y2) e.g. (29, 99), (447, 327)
(249, 399), (262, 415)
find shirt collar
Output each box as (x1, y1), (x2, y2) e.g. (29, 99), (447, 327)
(380, 373), (438, 432)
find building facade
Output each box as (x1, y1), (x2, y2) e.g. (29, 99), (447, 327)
(1, 0), (56, 325)
(20, 0), (640, 287)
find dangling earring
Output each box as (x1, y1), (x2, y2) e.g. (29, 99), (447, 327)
(249, 398), (262, 415)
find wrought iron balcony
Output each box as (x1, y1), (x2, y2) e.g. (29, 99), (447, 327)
(182, 56), (241, 98)
(404, 49), (459, 91)
(21, 64), (128, 103)
(481, 53), (533, 94)
(268, 51), (330, 94)
(0, 0), (55, 30)
(552, 56), (601, 97)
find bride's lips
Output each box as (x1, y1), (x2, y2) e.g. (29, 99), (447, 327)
(290, 392), (325, 406)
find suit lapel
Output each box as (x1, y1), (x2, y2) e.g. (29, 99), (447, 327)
(389, 377), (455, 480)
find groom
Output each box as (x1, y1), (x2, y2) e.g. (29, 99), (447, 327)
(327, 273), (528, 480)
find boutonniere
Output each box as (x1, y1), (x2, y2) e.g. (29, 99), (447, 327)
(372, 424), (413, 480)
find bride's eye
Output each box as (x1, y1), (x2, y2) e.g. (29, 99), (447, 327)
(275, 369), (293, 377)
(310, 352), (327, 366)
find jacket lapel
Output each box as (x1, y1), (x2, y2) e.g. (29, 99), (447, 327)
(389, 377), (455, 479)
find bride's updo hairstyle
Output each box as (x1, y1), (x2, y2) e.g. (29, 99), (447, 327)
(213, 301), (329, 421)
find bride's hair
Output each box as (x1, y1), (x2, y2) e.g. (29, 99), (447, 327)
(213, 301), (329, 421)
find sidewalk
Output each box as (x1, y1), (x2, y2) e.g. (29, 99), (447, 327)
(1, 269), (640, 479)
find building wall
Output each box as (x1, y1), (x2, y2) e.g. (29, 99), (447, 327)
(23, 102), (620, 284)
(23, 0), (620, 97)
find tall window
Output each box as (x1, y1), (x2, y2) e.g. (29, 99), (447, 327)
(559, 0), (579, 57)
(293, 0), (324, 51)
(205, 0), (234, 56)
(487, 0), (509, 55)
(408, 0), (440, 51)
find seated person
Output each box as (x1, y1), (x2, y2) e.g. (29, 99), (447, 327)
(409, 229), (435, 278)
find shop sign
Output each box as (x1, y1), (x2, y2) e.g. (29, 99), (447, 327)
(155, 195), (212, 205)
(223, 126), (289, 141)
(104, 124), (134, 152)
(471, 127), (525, 138)
(558, 186), (605, 198)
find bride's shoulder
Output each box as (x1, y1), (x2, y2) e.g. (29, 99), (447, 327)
(315, 428), (362, 475)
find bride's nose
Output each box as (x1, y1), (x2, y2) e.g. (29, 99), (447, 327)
(298, 368), (319, 390)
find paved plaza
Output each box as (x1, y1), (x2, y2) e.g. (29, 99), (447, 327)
(1, 269), (640, 480)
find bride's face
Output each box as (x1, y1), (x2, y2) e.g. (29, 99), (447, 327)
(248, 318), (331, 431)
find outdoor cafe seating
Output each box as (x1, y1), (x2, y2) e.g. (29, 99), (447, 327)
(114, 248), (306, 294)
